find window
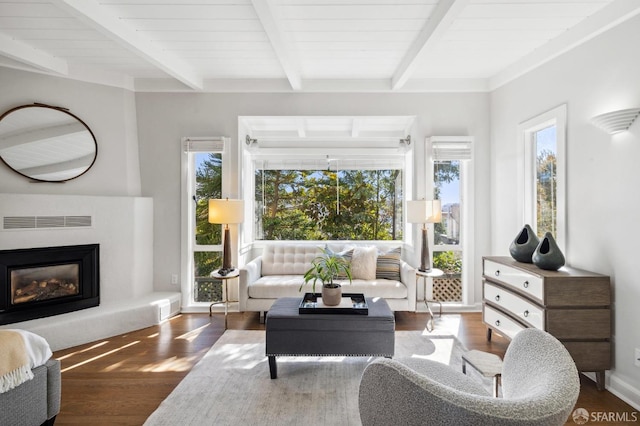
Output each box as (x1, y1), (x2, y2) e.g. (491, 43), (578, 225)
(534, 126), (557, 236)
(240, 115), (415, 243)
(181, 137), (228, 308)
(255, 169), (403, 241)
(518, 105), (566, 252)
(252, 158), (406, 241)
(428, 137), (473, 304)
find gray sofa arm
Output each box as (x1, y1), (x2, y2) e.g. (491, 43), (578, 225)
(46, 358), (61, 422)
(399, 260), (416, 311)
(0, 358), (61, 426)
(239, 256), (262, 311)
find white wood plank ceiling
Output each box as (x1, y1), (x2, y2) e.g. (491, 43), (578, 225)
(0, 0), (638, 92)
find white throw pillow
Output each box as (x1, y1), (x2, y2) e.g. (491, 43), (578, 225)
(350, 246), (378, 280)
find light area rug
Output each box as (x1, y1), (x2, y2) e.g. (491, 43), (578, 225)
(145, 321), (490, 426)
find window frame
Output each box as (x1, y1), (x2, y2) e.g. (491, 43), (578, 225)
(180, 137), (230, 311)
(517, 105), (567, 254)
(425, 136), (475, 306)
(242, 148), (414, 245)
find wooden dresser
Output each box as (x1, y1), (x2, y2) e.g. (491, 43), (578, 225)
(482, 256), (611, 390)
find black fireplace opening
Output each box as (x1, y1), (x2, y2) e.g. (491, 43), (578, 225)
(0, 244), (99, 325)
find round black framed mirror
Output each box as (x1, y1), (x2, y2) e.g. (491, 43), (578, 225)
(0, 103), (97, 182)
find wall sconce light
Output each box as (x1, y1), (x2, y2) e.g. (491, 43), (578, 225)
(591, 108), (640, 135)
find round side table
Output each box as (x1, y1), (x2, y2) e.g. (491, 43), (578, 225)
(416, 268), (443, 332)
(209, 269), (239, 329)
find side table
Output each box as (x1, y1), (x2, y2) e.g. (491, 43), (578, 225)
(209, 269), (239, 329)
(416, 268), (443, 332)
(462, 350), (503, 397)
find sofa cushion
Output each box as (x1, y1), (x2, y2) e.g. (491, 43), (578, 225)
(351, 246), (378, 280)
(343, 279), (407, 299)
(249, 276), (308, 299)
(249, 275), (407, 300)
(376, 247), (401, 281)
(261, 245), (321, 276)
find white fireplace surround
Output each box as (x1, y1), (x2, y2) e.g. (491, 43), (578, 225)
(0, 193), (180, 351)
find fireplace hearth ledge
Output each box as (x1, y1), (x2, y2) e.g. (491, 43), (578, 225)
(0, 291), (180, 351)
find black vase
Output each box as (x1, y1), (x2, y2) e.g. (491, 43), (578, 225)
(533, 232), (565, 271)
(509, 224), (539, 263)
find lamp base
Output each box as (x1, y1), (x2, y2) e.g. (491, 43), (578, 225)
(419, 227), (431, 272)
(221, 226), (234, 274)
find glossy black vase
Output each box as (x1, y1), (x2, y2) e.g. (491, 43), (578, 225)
(533, 232), (565, 271)
(509, 224), (539, 263)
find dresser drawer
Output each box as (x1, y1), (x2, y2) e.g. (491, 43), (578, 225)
(483, 282), (544, 329)
(483, 305), (527, 340)
(483, 259), (543, 302)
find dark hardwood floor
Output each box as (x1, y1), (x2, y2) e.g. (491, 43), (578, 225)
(52, 312), (638, 425)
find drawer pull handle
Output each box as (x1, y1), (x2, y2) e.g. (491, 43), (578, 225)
(523, 310), (529, 318)
(495, 270), (500, 277)
(523, 281), (529, 288)
(494, 295), (501, 302)
(495, 320), (501, 327)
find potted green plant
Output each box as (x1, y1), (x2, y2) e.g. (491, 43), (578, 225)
(300, 248), (352, 306)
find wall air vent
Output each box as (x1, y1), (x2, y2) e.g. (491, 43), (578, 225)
(3, 216), (92, 230)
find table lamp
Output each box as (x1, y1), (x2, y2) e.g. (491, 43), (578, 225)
(407, 199), (442, 272)
(208, 198), (244, 275)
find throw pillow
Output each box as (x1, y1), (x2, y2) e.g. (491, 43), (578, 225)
(335, 247), (354, 279)
(376, 247), (401, 281)
(350, 246), (378, 280)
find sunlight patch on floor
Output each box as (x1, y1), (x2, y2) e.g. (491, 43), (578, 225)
(410, 337), (456, 365)
(175, 323), (210, 342)
(61, 341), (140, 373)
(103, 360), (126, 372)
(138, 355), (200, 372)
(423, 314), (462, 337)
(211, 343), (266, 369)
(56, 340), (110, 361)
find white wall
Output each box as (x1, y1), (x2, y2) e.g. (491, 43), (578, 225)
(0, 67), (142, 196)
(0, 69), (156, 341)
(134, 92), (492, 302)
(490, 14), (640, 407)
(0, 194), (154, 304)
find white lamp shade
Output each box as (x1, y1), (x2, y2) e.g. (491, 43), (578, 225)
(208, 199), (244, 224)
(406, 199), (442, 224)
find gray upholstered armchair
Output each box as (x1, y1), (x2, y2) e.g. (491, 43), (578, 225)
(358, 328), (580, 426)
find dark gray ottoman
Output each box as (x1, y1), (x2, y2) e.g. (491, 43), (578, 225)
(265, 297), (395, 378)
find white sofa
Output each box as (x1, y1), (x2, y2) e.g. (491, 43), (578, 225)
(239, 244), (416, 318)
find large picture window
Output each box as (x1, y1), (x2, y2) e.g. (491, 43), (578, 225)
(254, 165), (403, 240)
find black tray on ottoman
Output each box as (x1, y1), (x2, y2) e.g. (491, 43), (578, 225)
(298, 292), (369, 315)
